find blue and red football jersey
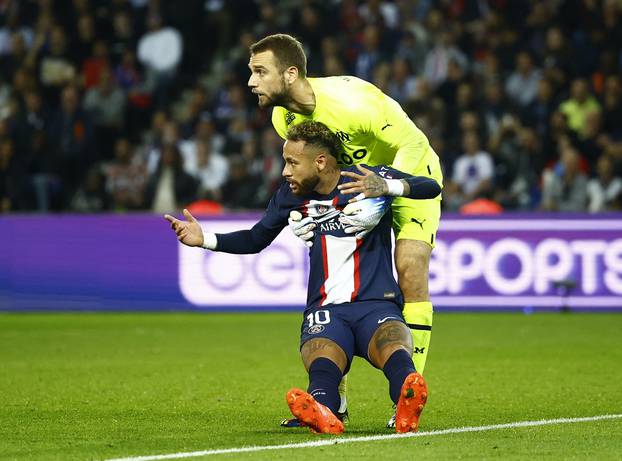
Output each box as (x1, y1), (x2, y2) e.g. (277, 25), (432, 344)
(215, 165), (430, 309)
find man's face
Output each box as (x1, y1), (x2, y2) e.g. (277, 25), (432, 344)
(248, 50), (289, 108)
(282, 140), (320, 195)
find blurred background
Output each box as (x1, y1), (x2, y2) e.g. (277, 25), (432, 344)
(0, 0), (621, 214)
(1, 0), (621, 311)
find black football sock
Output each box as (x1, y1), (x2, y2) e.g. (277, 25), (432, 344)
(307, 357), (343, 415)
(383, 349), (416, 404)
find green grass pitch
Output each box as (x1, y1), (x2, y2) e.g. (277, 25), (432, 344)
(1, 312), (621, 460)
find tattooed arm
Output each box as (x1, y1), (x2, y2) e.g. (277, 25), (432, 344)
(337, 164), (441, 203)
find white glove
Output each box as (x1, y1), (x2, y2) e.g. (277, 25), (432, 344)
(288, 210), (315, 248)
(339, 197), (391, 239)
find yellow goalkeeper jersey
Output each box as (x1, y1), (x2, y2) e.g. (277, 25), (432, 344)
(271, 76), (442, 185)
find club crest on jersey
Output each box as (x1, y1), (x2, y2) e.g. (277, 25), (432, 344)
(305, 199), (340, 223)
(316, 204), (330, 214)
(285, 111), (296, 125)
(307, 325), (325, 334)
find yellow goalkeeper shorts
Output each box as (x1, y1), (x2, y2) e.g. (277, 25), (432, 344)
(392, 197), (441, 248)
(390, 145), (442, 247)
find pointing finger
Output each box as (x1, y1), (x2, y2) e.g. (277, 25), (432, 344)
(182, 208), (198, 223)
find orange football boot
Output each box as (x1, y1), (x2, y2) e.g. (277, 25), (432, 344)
(395, 372), (428, 433)
(286, 388), (344, 434)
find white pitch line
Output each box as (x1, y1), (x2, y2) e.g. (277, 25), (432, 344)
(104, 413), (622, 461)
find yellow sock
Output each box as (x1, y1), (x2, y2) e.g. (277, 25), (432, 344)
(337, 373), (348, 414)
(402, 301), (433, 374)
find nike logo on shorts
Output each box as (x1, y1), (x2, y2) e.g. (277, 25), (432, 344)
(377, 317), (399, 324)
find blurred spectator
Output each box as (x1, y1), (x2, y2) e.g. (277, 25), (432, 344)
(83, 67), (126, 158)
(256, 127), (284, 204)
(505, 51), (542, 108)
(445, 130), (494, 210)
(191, 139), (229, 202)
(114, 49), (152, 138)
(0, 11), (33, 57)
(0, 137), (17, 212)
(386, 57), (419, 104)
(540, 26), (574, 89)
(144, 142), (196, 214)
(423, 30), (467, 89)
(13, 89), (60, 211)
(48, 85), (94, 206)
(489, 117), (540, 209)
(179, 115), (225, 174)
(252, 1), (283, 40)
(479, 79), (506, 140)
(436, 58), (466, 113)
(104, 138), (147, 210)
(1, 32), (29, 81)
(110, 10), (136, 63)
(70, 166), (109, 212)
(213, 84), (250, 134)
(317, 36), (342, 76)
(541, 146), (588, 212)
(146, 119), (179, 175)
(359, 0), (399, 29)
(559, 78), (601, 139)
(601, 75), (622, 138)
(0, 74), (11, 111)
(295, 4), (324, 73)
(179, 85), (209, 139)
(586, 155), (622, 213)
(137, 13), (182, 108)
(355, 24), (385, 82)
(576, 111), (605, 166)
(394, 30), (427, 76)
(522, 78), (556, 140)
(72, 13), (97, 68)
(81, 39), (110, 89)
(221, 154), (262, 209)
(38, 26), (76, 103)
(115, 48), (147, 91)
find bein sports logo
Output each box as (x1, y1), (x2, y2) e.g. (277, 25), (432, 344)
(429, 237), (622, 296)
(178, 219), (309, 306)
(177, 218), (622, 308)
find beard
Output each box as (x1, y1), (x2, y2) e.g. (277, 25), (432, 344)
(257, 79), (289, 108)
(290, 175), (319, 195)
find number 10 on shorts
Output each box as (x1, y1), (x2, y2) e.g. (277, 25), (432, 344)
(307, 310), (331, 327)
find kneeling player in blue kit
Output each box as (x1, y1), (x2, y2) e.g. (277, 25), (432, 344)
(164, 121), (441, 434)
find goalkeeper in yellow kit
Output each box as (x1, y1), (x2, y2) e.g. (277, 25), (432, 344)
(248, 34), (442, 428)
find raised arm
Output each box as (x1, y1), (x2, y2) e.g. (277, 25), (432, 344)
(164, 208), (285, 254)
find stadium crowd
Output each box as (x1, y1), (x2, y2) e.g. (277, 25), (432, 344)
(0, 0), (621, 214)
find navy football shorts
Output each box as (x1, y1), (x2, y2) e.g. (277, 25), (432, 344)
(300, 300), (405, 366)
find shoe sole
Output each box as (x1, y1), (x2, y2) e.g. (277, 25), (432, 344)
(280, 410), (348, 428)
(395, 372), (428, 433)
(286, 388), (344, 434)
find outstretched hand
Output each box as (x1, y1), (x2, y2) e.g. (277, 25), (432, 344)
(164, 208), (204, 247)
(337, 164), (388, 203)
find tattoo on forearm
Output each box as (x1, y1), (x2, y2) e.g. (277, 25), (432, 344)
(400, 179), (411, 196)
(364, 175), (388, 196)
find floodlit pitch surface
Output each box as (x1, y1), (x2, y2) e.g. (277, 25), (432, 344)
(1, 312), (621, 461)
